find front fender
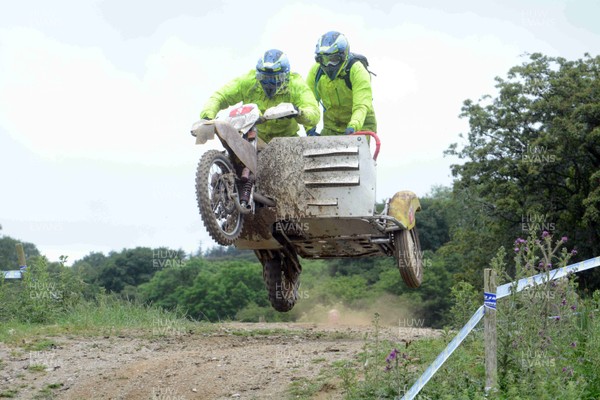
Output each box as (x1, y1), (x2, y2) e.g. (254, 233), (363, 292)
(192, 120), (258, 174)
(388, 191), (421, 230)
(192, 120), (217, 144)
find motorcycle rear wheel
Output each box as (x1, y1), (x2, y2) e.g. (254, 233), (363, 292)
(196, 150), (243, 245)
(394, 227), (423, 288)
(262, 253), (299, 312)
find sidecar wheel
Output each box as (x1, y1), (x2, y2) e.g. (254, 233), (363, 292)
(262, 254), (300, 312)
(394, 227), (423, 288)
(196, 150), (243, 246)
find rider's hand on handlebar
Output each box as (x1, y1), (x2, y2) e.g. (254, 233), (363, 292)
(284, 105), (301, 119)
(344, 127), (355, 135)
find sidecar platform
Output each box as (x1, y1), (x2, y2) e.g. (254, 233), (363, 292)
(234, 135), (408, 258)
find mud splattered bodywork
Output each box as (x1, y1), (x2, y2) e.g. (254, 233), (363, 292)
(258, 135), (376, 219)
(236, 135), (403, 259)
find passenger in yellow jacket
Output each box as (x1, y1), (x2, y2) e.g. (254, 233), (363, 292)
(306, 31), (377, 136)
(200, 49), (320, 143)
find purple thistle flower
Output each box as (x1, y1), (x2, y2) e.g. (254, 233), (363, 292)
(386, 348), (399, 363)
(570, 342), (577, 348)
(554, 316), (561, 321)
(542, 231), (550, 238)
(514, 247), (520, 253)
(571, 305), (577, 311)
(561, 299), (567, 306)
(571, 249), (578, 256)
(562, 367), (567, 373)
(561, 236), (568, 243)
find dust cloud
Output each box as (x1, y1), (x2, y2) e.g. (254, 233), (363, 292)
(295, 294), (419, 328)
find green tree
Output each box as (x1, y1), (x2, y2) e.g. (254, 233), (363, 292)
(75, 247), (186, 297)
(416, 185), (453, 252)
(0, 235), (40, 269)
(138, 257), (205, 310)
(173, 260), (266, 321)
(446, 53), (600, 287)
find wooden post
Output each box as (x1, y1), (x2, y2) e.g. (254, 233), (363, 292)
(16, 243), (27, 269)
(484, 268), (497, 391)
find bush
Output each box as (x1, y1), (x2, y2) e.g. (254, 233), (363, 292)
(328, 231), (600, 399)
(0, 256), (87, 324)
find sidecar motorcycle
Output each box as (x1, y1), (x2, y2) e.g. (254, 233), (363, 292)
(191, 103), (423, 312)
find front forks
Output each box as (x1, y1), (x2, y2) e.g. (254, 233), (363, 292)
(232, 128), (258, 215)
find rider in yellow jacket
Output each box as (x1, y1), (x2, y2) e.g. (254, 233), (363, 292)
(200, 49), (320, 143)
(306, 31), (377, 136)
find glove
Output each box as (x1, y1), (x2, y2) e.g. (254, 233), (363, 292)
(344, 127), (355, 135)
(284, 105), (301, 119)
(306, 128), (320, 137)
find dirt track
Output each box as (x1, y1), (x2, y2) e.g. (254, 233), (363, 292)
(0, 322), (440, 399)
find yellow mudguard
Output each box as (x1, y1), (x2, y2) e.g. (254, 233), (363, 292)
(389, 191), (421, 230)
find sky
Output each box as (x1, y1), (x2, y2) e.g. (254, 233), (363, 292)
(1, 0), (599, 265)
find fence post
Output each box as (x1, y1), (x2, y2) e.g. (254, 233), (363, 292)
(16, 243), (27, 269)
(484, 268), (497, 391)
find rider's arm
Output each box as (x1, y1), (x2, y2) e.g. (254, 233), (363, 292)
(303, 64), (321, 133)
(289, 73), (320, 130)
(199, 71), (253, 119)
(347, 62), (373, 131)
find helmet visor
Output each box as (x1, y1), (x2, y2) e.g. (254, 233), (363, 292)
(315, 53), (344, 67)
(256, 71), (288, 98)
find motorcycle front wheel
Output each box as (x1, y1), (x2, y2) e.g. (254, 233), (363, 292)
(195, 150), (243, 245)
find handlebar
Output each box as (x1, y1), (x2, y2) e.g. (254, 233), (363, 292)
(352, 131), (380, 161)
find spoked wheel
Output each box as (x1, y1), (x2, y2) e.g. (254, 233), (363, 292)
(394, 227), (423, 288)
(196, 150), (243, 245)
(261, 252), (300, 312)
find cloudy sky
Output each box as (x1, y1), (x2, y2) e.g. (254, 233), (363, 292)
(1, 0), (599, 264)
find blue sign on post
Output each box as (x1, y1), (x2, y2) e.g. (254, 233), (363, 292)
(484, 292), (497, 310)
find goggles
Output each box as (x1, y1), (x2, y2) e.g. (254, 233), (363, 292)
(256, 71), (288, 98)
(256, 71), (287, 86)
(315, 53), (344, 66)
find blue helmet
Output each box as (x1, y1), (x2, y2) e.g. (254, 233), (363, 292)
(315, 31), (349, 80)
(256, 49), (290, 98)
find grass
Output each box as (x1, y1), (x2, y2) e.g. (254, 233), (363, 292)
(0, 390), (18, 398)
(27, 364), (47, 373)
(0, 294), (354, 348)
(0, 297), (219, 346)
(23, 339), (56, 352)
(288, 371), (340, 399)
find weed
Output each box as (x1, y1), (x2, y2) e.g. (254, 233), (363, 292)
(0, 389), (19, 398)
(27, 364), (46, 372)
